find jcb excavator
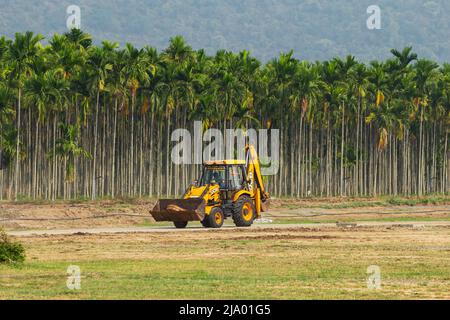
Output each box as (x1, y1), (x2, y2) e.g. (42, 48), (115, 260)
(150, 145), (270, 228)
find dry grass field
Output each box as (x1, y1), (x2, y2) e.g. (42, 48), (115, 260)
(0, 196), (449, 299)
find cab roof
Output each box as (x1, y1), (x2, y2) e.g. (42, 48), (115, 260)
(204, 160), (246, 166)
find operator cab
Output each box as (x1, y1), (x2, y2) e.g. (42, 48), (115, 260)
(198, 164), (247, 215)
(198, 164), (246, 190)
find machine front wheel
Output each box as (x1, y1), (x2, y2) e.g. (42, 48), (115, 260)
(173, 221), (188, 229)
(201, 219), (210, 228)
(203, 207), (224, 228)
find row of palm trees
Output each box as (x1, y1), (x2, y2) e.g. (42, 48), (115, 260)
(0, 30), (448, 200)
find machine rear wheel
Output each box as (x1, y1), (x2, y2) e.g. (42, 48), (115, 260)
(173, 221), (188, 229)
(203, 207), (224, 228)
(232, 196), (255, 227)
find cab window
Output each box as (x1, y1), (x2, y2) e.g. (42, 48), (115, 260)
(228, 165), (244, 190)
(199, 166), (226, 187)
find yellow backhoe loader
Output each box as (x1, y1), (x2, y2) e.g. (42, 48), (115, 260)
(150, 144), (270, 228)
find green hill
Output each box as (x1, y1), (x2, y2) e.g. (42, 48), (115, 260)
(1, 0), (450, 62)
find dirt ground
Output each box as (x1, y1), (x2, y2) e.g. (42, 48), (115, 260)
(0, 197), (449, 230)
(13, 224), (450, 262)
(0, 199), (155, 230)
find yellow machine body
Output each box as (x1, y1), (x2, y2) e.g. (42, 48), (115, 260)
(150, 145), (270, 228)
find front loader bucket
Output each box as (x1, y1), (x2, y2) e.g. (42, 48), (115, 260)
(150, 198), (206, 222)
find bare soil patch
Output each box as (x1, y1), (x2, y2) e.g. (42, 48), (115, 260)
(0, 198), (449, 231)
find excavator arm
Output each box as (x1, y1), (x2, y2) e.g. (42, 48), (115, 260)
(245, 144), (270, 213)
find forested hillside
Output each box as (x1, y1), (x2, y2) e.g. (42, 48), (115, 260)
(1, 0), (450, 62)
(0, 30), (449, 200)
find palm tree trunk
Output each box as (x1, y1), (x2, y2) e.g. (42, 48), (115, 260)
(92, 91), (100, 200)
(52, 113), (57, 200)
(111, 97), (118, 197)
(14, 87), (22, 200)
(340, 101), (345, 196)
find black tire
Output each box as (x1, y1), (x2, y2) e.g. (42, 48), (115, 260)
(201, 218), (210, 228)
(232, 196), (255, 227)
(204, 207), (224, 228)
(173, 221), (188, 229)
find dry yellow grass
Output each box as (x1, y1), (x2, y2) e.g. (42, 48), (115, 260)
(1, 224), (449, 299)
